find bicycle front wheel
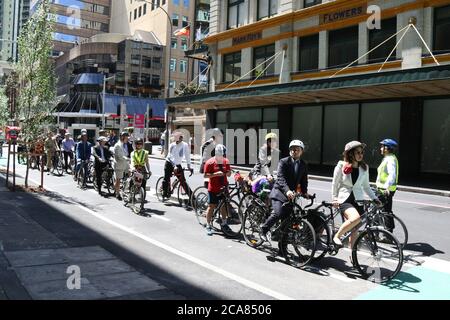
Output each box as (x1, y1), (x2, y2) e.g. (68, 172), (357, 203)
(376, 213), (408, 249)
(54, 157), (64, 176)
(155, 177), (167, 202)
(194, 190), (209, 227)
(177, 181), (190, 207)
(242, 203), (268, 248)
(219, 199), (242, 238)
(191, 186), (207, 211)
(352, 227), (403, 283)
(130, 185), (145, 214)
(281, 219), (316, 268)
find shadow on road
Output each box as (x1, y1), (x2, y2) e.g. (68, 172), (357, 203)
(404, 242), (445, 257)
(381, 271), (422, 293)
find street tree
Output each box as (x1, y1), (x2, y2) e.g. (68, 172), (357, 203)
(16, 0), (57, 188)
(0, 85), (9, 129)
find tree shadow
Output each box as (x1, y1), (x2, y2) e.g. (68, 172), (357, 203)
(41, 190), (97, 212)
(142, 208), (166, 216)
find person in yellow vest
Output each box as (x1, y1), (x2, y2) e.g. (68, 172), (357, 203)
(376, 138), (399, 233)
(130, 138), (151, 200)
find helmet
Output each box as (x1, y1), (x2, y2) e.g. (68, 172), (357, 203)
(215, 144), (226, 156)
(289, 140), (305, 150)
(120, 131), (129, 137)
(265, 133), (278, 141)
(135, 138), (144, 144)
(380, 138), (398, 148)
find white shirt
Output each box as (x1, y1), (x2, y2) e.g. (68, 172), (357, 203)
(166, 141), (191, 168)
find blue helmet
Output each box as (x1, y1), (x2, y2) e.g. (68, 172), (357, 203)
(380, 139), (398, 148)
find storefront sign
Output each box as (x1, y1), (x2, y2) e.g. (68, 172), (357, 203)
(134, 114), (145, 129)
(232, 31), (262, 46)
(320, 4), (367, 25)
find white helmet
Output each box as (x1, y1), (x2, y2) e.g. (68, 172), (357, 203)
(215, 144), (226, 156)
(289, 140), (305, 150)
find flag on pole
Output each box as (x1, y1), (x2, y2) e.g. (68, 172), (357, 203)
(173, 25), (190, 37)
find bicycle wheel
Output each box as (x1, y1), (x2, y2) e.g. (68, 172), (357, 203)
(77, 166), (85, 188)
(130, 184), (145, 214)
(177, 181), (190, 207)
(374, 212), (408, 249)
(54, 156), (64, 176)
(312, 218), (332, 263)
(219, 199), (242, 238)
(242, 203), (269, 248)
(238, 193), (258, 220)
(194, 190), (209, 228)
(87, 162), (94, 183)
(281, 219), (316, 268)
(352, 227), (403, 283)
(105, 171), (115, 196)
(191, 186), (207, 210)
(155, 176), (167, 202)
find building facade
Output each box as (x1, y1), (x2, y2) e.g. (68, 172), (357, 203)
(0, 0), (30, 62)
(168, 0), (450, 188)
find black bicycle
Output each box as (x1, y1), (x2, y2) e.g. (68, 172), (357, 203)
(242, 194), (317, 268)
(307, 200), (403, 283)
(75, 160), (90, 189)
(93, 160), (115, 196)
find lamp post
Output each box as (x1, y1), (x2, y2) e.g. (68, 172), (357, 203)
(137, 0), (172, 156)
(102, 74), (115, 129)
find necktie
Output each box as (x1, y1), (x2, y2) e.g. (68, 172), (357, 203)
(294, 160), (299, 177)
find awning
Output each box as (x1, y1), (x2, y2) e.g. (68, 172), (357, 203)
(73, 73), (104, 85)
(167, 64), (450, 109)
(103, 94), (165, 120)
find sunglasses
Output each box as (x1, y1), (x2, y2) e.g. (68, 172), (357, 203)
(354, 150), (364, 155)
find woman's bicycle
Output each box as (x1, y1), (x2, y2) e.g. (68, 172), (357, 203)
(195, 186), (243, 238)
(307, 200), (403, 283)
(241, 193), (317, 268)
(155, 168), (193, 206)
(93, 161), (116, 196)
(122, 168), (149, 214)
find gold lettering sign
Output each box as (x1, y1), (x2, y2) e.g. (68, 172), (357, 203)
(320, 5), (368, 25)
(232, 31), (263, 46)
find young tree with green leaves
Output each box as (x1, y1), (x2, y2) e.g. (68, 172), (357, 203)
(16, 0), (57, 188)
(0, 85), (9, 129)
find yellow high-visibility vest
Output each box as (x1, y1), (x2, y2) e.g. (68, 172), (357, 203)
(133, 149), (148, 167)
(376, 154), (399, 191)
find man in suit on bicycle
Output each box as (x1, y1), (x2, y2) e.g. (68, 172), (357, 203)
(260, 140), (312, 242)
(93, 136), (112, 196)
(74, 132), (92, 187)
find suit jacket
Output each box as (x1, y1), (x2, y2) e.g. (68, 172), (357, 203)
(332, 161), (378, 203)
(93, 145), (112, 167)
(76, 141), (92, 161)
(112, 141), (132, 171)
(270, 156), (308, 202)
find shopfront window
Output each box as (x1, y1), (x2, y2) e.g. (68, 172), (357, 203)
(360, 102), (400, 167)
(299, 34), (319, 72)
(292, 106), (322, 164)
(323, 104), (359, 165)
(328, 26), (359, 68)
(369, 17), (397, 63)
(434, 5), (450, 54)
(421, 99), (450, 174)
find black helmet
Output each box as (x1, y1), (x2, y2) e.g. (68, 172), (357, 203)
(120, 131), (129, 137)
(135, 138), (143, 144)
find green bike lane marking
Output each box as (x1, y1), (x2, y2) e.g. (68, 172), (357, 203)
(356, 258), (450, 300)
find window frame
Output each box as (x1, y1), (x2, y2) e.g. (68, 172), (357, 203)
(304, 0), (322, 8)
(257, 0), (278, 21)
(298, 34), (319, 72)
(433, 5), (450, 54)
(222, 51), (242, 82)
(227, 0), (245, 30)
(252, 43), (276, 78)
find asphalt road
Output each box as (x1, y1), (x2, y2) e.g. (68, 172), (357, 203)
(2, 155), (450, 300)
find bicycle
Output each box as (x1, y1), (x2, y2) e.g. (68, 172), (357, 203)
(93, 160), (116, 196)
(51, 150), (64, 176)
(75, 160), (90, 189)
(195, 186), (243, 238)
(122, 168), (149, 214)
(155, 168), (193, 206)
(241, 193), (317, 268)
(308, 200), (403, 283)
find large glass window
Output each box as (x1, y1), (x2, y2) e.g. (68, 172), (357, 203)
(328, 26), (359, 68)
(360, 102), (400, 167)
(258, 0), (278, 21)
(228, 0), (245, 29)
(253, 44), (275, 78)
(323, 104), (359, 165)
(299, 34), (319, 72)
(421, 99), (450, 174)
(171, 38), (177, 49)
(230, 109), (262, 123)
(180, 60), (187, 73)
(434, 5), (450, 54)
(172, 13), (179, 26)
(292, 106), (322, 164)
(223, 51), (241, 82)
(152, 75), (160, 86)
(51, 1), (109, 15)
(181, 37), (188, 50)
(304, 0), (322, 8)
(182, 16), (189, 27)
(217, 111), (228, 123)
(368, 17), (397, 63)
(170, 58), (177, 71)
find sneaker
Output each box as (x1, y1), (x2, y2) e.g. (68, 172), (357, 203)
(206, 225), (213, 236)
(116, 194), (123, 201)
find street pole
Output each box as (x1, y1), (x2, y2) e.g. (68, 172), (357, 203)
(137, 0), (172, 156)
(102, 75), (115, 129)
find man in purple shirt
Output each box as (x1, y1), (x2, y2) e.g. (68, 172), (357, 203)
(62, 132), (75, 172)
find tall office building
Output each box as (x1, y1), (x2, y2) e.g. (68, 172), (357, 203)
(0, 0), (30, 62)
(30, 0), (111, 56)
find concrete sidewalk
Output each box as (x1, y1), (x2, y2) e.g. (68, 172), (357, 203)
(149, 149), (450, 197)
(0, 173), (185, 300)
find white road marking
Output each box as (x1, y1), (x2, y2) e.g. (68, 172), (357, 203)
(76, 204), (294, 300)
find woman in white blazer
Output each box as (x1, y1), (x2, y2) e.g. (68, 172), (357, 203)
(331, 141), (382, 249)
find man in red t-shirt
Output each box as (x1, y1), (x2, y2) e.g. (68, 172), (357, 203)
(203, 144), (231, 236)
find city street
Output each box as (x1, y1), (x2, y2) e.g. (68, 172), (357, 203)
(1, 151), (449, 300)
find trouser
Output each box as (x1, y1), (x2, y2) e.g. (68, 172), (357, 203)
(75, 160), (89, 181)
(95, 162), (107, 192)
(261, 199), (291, 234)
(46, 150), (55, 169)
(63, 151), (73, 170)
(382, 191), (396, 232)
(162, 161), (192, 199)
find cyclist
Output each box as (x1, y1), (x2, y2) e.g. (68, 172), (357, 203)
(162, 132), (193, 199)
(376, 138), (399, 233)
(259, 140), (312, 242)
(74, 132), (92, 187)
(204, 144), (232, 236)
(130, 138), (152, 200)
(62, 132), (75, 173)
(331, 141), (382, 249)
(44, 132), (58, 172)
(112, 131), (133, 200)
(249, 132), (280, 180)
(93, 136), (112, 196)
